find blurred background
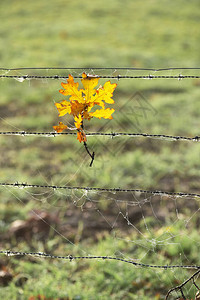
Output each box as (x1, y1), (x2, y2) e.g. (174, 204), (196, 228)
(0, 0), (200, 299)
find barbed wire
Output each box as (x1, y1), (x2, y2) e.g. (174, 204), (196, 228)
(1, 182), (200, 198)
(1, 74), (200, 80)
(0, 250), (199, 270)
(1, 131), (200, 142)
(1, 67), (199, 80)
(1, 249), (200, 298)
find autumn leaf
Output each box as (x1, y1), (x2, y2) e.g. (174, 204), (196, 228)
(59, 74), (84, 103)
(54, 72), (117, 124)
(81, 73), (99, 103)
(90, 108), (115, 119)
(53, 122), (68, 133)
(74, 115), (83, 129)
(77, 130), (87, 143)
(91, 81), (117, 106)
(55, 100), (71, 117)
(53, 72), (117, 166)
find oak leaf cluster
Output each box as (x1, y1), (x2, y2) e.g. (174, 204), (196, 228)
(53, 73), (117, 142)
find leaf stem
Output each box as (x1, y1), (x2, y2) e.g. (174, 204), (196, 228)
(83, 142), (95, 167)
(81, 119), (95, 167)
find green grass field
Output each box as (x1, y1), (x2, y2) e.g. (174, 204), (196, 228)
(0, 0), (200, 299)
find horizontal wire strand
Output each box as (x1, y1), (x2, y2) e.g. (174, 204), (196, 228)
(1, 182), (200, 198)
(0, 250), (199, 269)
(1, 75), (200, 79)
(1, 67), (200, 71)
(0, 131), (200, 142)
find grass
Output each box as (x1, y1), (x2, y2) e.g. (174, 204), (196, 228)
(0, 0), (200, 299)
(0, 0), (200, 67)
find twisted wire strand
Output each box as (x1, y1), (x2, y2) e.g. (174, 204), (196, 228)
(0, 131), (200, 142)
(1, 74), (200, 80)
(1, 67), (200, 71)
(0, 250), (199, 270)
(1, 182), (200, 198)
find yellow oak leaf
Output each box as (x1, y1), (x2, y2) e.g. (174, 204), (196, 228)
(55, 100), (71, 117)
(90, 108), (115, 119)
(54, 73), (117, 146)
(59, 74), (84, 103)
(53, 122), (68, 133)
(91, 81), (117, 105)
(77, 130), (87, 143)
(81, 73), (99, 103)
(74, 114), (83, 129)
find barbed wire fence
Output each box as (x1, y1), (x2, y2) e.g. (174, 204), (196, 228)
(1, 67), (200, 299)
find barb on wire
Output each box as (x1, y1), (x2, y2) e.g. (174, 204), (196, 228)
(0, 250), (200, 270)
(1, 181), (200, 198)
(0, 131), (200, 143)
(165, 269), (200, 299)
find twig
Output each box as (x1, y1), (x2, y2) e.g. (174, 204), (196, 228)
(193, 277), (200, 291)
(165, 269), (200, 299)
(83, 141), (95, 167)
(79, 119), (95, 167)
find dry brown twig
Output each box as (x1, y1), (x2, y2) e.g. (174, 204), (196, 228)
(165, 269), (200, 299)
